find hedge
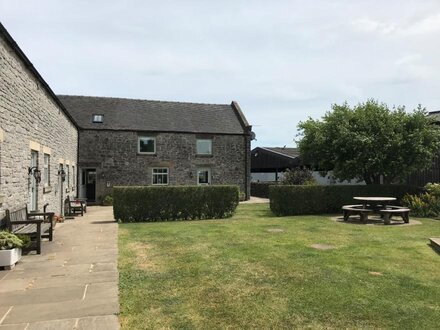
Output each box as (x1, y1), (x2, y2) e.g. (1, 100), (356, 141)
(251, 182), (278, 198)
(270, 184), (421, 216)
(113, 185), (239, 222)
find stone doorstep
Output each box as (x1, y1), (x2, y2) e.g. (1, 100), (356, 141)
(429, 238), (440, 252)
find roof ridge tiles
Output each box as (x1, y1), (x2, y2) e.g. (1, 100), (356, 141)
(57, 94), (230, 107)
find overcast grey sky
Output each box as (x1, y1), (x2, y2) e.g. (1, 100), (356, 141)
(1, 0), (440, 147)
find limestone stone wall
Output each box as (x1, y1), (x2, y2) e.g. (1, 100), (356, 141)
(0, 36), (78, 219)
(78, 130), (250, 200)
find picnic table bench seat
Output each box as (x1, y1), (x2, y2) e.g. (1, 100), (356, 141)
(380, 207), (410, 224)
(342, 205), (374, 223)
(4, 206), (54, 254)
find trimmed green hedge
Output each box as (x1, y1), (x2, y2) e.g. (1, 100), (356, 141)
(251, 182), (278, 198)
(113, 185), (239, 222)
(270, 185), (421, 216)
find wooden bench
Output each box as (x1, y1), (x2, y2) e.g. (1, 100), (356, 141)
(5, 206), (54, 254)
(380, 207), (410, 225)
(65, 196), (84, 217)
(342, 205), (374, 223)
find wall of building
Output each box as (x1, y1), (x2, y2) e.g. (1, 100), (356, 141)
(251, 171), (365, 185)
(78, 130), (249, 200)
(0, 36), (78, 219)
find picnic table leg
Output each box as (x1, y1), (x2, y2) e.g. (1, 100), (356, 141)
(403, 212), (409, 223)
(360, 212), (368, 223)
(383, 213), (391, 225)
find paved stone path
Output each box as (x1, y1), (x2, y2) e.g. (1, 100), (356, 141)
(0, 206), (119, 329)
(240, 196), (270, 204)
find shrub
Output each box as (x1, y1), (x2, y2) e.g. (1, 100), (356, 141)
(102, 195), (114, 206)
(282, 168), (316, 185)
(113, 185), (239, 222)
(251, 182), (278, 198)
(270, 184), (420, 216)
(402, 183), (440, 217)
(0, 231), (24, 250)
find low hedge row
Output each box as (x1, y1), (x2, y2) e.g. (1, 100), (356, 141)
(113, 185), (239, 222)
(251, 182), (278, 198)
(270, 184), (421, 216)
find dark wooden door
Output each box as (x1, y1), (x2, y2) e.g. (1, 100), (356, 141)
(86, 169), (96, 202)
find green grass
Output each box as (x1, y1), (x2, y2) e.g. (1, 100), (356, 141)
(119, 204), (440, 329)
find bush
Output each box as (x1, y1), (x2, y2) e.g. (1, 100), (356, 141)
(270, 184), (421, 216)
(282, 168), (316, 185)
(401, 183), (440, 217)
(113, 185), (239, 222)
(102, 195), (113, 206)
(0, 231), (24, 250)
(251, 182), (278, 198)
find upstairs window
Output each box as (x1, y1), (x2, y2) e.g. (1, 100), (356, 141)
(196, 139), (212, 155)
(92, 114), (103, 123)
(138, 136), (156, 154)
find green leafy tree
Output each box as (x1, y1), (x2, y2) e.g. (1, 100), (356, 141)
(297, 99), (440, 184)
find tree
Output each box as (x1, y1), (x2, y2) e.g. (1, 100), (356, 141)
(297, 99), (440, 184)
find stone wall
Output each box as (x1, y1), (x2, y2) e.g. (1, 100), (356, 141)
(78, 130), (250, 200)
(0, 36), (78, 219)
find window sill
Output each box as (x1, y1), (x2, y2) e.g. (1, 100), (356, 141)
(196, 154), (213, 158)
(137, 153), (157, 156)
(43, 186), (52, 194)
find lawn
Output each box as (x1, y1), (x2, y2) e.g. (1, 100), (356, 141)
(119, 204), (440, 329)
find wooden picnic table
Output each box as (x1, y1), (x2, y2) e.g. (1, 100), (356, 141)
(353, 196), (396, 211)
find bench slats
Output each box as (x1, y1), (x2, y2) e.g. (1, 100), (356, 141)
(5, 205), (54, 254)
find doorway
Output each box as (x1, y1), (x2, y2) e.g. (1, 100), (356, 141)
(86, 169), (96, 202)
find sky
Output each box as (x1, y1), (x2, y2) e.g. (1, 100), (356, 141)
(1, 0), (440, 148)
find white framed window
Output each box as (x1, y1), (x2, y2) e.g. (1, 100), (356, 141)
(92, 114), (103, 123)
(138, 136), (156, 154)
(72, 165), (75, 190)
(197, 168), (211, 185)
(196, 139), (212, 155)
(66, 165), (70, 188)
(43, 153), (50, 187)
(152, 168), (169, 185)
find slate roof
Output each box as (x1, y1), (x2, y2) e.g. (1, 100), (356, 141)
(261, 147), (300, 159)
(58, 95), (250, 134)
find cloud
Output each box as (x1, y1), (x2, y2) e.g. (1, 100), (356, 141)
(1, 0), (440, 147)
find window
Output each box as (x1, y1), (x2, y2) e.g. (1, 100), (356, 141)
(196, 139), (212, 155)
(197, 168), (211, 185)
(138, 137), (156, 154)
(72, 165), (75, 189)
(92, 114), (103, 123)
(43, 154), (50, 187)
(66, 165), (70, 188)
(152, 168), (168, 185)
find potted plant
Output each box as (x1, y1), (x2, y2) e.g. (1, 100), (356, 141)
(0, 231), (24, 269)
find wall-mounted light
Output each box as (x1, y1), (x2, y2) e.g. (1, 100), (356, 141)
(58, 169), (66, 182)
(28, 166), (41, 184)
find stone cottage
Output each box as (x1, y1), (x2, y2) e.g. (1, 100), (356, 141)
(58, 95), (253, 201)
(0, 23), (78, 217)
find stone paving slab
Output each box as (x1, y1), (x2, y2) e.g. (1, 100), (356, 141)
(0, 206), (119, 329)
